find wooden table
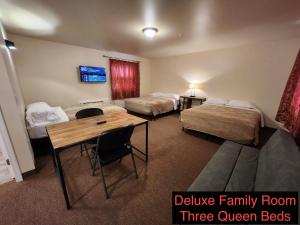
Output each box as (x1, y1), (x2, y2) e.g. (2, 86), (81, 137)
(47, 112), (149, 209)
(180, 96), (206, 110)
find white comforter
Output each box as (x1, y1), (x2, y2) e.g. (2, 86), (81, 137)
(203, 102), (264, 127)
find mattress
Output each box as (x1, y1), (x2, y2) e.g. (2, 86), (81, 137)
(27, 106), (69, 139)
(64, 102), (126, 120)
(180, 105), (262, 145)
(125, 96), (177, 116)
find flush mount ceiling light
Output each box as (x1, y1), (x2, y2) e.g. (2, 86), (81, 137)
(142, 27), (158, 38)
(5, 39), (16, 50)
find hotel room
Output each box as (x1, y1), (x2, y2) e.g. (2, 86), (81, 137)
(0, 0), (299, 224)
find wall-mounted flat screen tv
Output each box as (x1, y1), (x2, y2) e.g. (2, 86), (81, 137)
(79, 66), (106, 83)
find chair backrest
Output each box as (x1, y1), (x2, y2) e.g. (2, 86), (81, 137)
(96, 125), (135, 155)
(75, 108), (103, 119)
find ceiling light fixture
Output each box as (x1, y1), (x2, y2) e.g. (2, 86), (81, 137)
(142, 27), (158, 38)
(5, 40), (16, 50)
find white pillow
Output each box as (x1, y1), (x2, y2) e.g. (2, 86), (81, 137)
(150, 92), (162, 96)
(150, 92), (180, 100)
(26, 102), (59, 123)
(26, 102), (61, 125)
(227, 100), (255, 109)
(26, 102), (51, 114)
(160, 93), (180, 100)
(205, 97), (228, 105)
(30, 111), (60, 123)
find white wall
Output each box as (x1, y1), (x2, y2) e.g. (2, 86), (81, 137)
(150, 37), (300, 127)
(0, 25), (35, 173)
(9, 33), (299, 128)
(9, 34), (151, 107)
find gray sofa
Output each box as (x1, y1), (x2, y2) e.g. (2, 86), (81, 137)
(188, 128), (300, 192)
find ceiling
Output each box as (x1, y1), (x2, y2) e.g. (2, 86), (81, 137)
(1, 0), (300, 58)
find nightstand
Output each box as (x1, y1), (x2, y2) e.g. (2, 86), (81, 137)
(180, 96), (206, 110)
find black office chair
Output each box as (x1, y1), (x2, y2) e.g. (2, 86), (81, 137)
(75, 108), (103, 119)
(92, 125), (138, 199)
(75, 108), (104, 158)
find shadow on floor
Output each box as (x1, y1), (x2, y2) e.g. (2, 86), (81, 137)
(182, 126), (276, 149)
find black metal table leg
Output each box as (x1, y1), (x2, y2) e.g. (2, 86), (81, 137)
(48, 130), (57, 172)
(51, 148), (57, 172)
(54, 150), (71, 209)
(145, 121), (148, 162)
(130, 121), (149, 162)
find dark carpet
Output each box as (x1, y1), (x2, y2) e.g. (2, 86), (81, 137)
(0, 113), (273, 225)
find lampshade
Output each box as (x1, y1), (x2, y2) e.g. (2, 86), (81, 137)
(188, 83), (201, 97)
(189, 83), (200, 89)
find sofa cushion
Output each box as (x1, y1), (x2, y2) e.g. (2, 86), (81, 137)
(255, 128), (300, 191)
(225, 146), (259, 191)
(188, 141), (242, 191)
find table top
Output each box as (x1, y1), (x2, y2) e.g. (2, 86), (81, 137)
(180, 96), (206, 100)
(47, 112), (148, 150)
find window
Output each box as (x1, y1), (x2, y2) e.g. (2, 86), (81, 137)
(276, 49), (300, 143)
(109, 59), (140, 100)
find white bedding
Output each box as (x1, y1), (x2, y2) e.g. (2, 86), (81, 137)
(27, 106), (69, 139)
(156, 97), (179, 110)
(149, 92), (180, 110)
(203, 102), (265, 127)
(244, 107), (264, 127)
(64, 102), (126, 120)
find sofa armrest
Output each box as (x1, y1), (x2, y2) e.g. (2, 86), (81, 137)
(225, 146), (259, 191)
(188, 141), (242, 191)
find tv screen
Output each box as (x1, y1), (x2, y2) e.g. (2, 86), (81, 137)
(79, 66), (106, 83)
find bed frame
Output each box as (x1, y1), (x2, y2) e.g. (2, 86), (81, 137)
(127, 108), (180, 120)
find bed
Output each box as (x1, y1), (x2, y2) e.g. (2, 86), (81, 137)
(125, 93), (179, 116)
(180, 98), (263, 145)
(26, 101), (127, 155)
(26, 102), (126, 139)
(26, 105), (69, 139)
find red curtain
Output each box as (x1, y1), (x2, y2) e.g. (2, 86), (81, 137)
(110, 59), (140, 100)
(276, 49), (300, 143)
